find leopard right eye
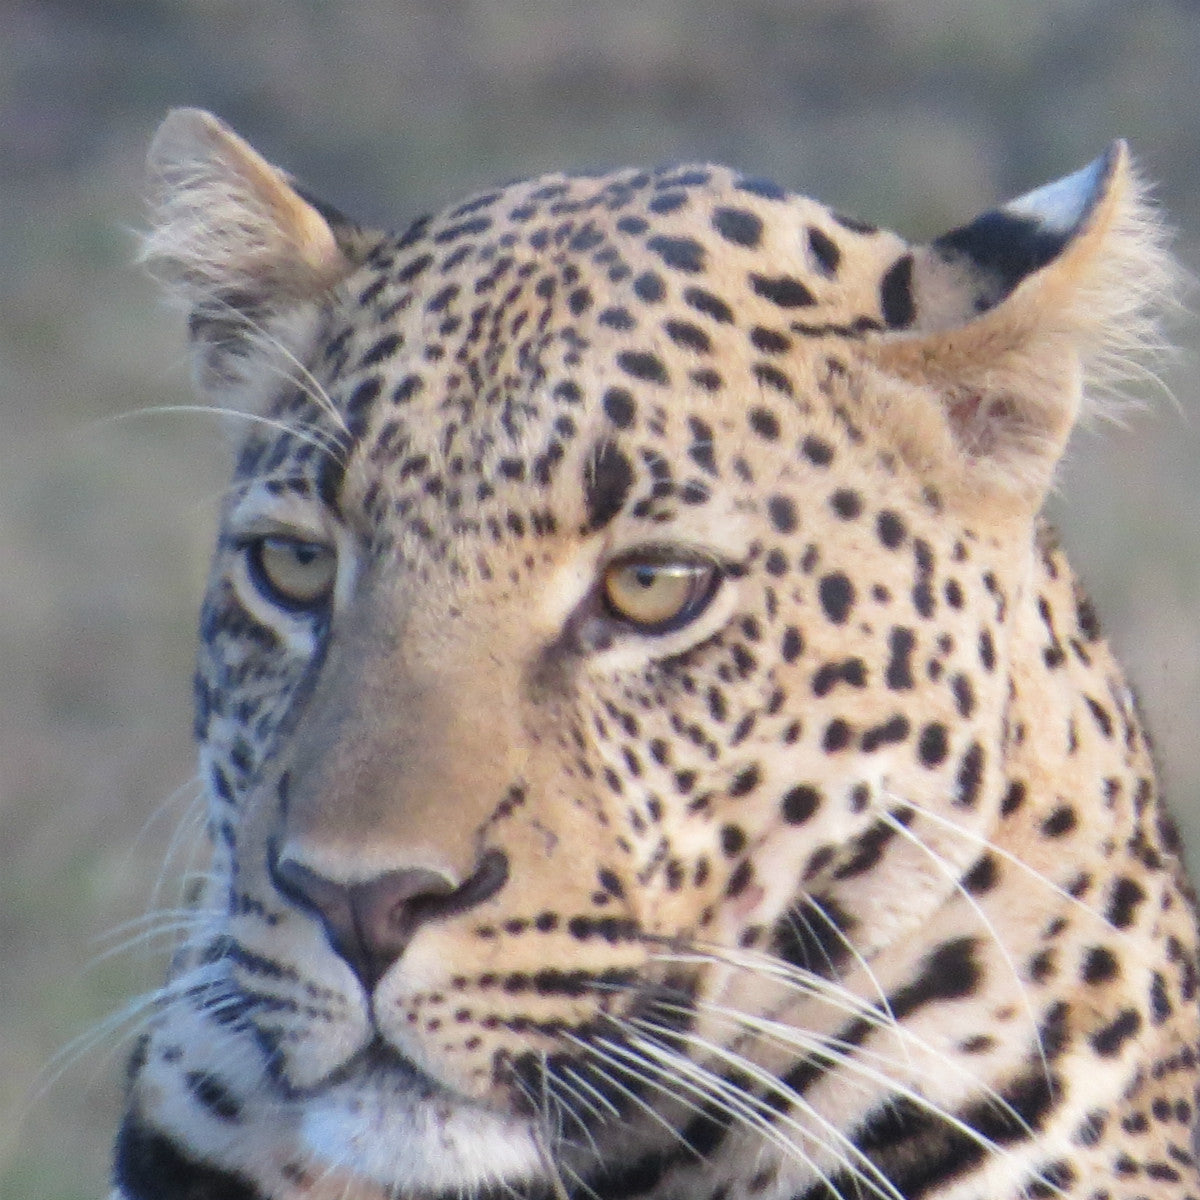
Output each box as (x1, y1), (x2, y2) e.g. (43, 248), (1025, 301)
(244, 536), (337, 612)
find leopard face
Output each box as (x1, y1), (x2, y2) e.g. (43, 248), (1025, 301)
(112, 110), (1200, 1200)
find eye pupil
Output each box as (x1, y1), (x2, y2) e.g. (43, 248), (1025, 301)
(248, 536), (336, 610)
(601, 554), (721, 633)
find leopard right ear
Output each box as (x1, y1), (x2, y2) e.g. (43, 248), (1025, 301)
(142, 108), (366, 410)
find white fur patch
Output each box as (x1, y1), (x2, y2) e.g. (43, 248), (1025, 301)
(302, 1084), (543, 1192)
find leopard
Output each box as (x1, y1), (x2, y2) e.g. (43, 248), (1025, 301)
(111, 107), (1200, 1200)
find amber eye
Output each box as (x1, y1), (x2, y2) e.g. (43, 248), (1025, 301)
(246, 536), (337, 611)
(601, 555), (721, 632)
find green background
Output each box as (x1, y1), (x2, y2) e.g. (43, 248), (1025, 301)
(2, 3), (1198, 1196)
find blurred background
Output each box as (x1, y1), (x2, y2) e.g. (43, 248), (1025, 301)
(2, 2), (1198, 1196)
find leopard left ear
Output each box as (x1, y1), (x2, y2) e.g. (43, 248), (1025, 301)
(869, 142), (1177, 506)
(142, 108), (372, 414)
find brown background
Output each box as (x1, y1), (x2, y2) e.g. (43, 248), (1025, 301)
(2, 3), (1198, 1196)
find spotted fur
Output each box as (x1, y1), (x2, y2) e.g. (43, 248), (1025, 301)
(112, 109), (1199, 1200)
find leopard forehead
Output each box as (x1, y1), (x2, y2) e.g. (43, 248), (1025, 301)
(243, 165), (936, 567)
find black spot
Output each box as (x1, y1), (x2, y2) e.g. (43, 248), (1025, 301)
(752, 363), (794, 396)
(955, 742), (985, 808)
(616, 214), (650, 236)
(344, 376), (382, 436)
(425, 282), (460, 312)
(736, 176), (787, 201)
(811, 657), (867, 696)
(831, 211), (878, 235)
(185, 1071), (242, 1122)
(720, 824), (746, 855)
(713, 208), (763, 247)
(728, 766), (760, 797)
(781, 626), (804, 662)
(1028, 949), (1055, 983)
(633, 272), (665, 302)
(951, 674), (975, 717)
(962, 853), (998, 894)
(360, 331), (402, 367)
(726, 859), (754, 897)
(748, 407), (780, 440)
(890, 936), (981, 1019)
(978, 629), (996, 671)
(781, 785), (821, 825)
(750, 273), (815, 308)
(772, 894), (856, 978)
(880, 254), (916, 328)
(860, 714), (910, 752)
(584, 441), (634, 531)
(885, 626), (916, 689)
(603, 387), (637, 429)
(911, 538), (936, 618)
(818, 572), (854, 623)
(392, 374), (423, 404)
(599, 306), (636, 331)
(617, 350), (669, 385)
(647, 235), (705, 273)
(648, 191), (688, 214)
(1106, 876), (1146, 929)
(683, 286), (734, 323)
(876, 510), (906, 548)
(750, 326), (791, 354)
(665, 320), (712, 353)
(829, 489), (862, 519)
(822, 719), (853, 752)
(1090, 1008), (1141, 1057)
(1084, 696), (1114, 739)
(807, 226), (841, 275)
(917, 722), (949, 767)
(1149, 971), (1172, 1023)
(767, 495), (797, 534)
(801, 435), (834, 467)
(1081, 946), (1119, 985)
(395, 252), (434, 283)
(1040, 805), (1077, 838)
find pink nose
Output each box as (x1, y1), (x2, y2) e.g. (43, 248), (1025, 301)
(269, 847), (509, 988)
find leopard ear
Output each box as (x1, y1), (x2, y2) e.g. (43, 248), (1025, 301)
(142, 108), (364, 410)
(869, 142), (1177, 507)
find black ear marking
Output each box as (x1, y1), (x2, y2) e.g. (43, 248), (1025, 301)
(930, 145), (1120, 314)
(933, 214), (1071, 311)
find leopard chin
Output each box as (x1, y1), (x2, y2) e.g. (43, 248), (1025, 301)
(298, 1073), (543, 1195)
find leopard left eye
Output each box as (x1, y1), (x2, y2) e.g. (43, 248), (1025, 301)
(601, 554), (722, 633)
(245, 535), (337, 612)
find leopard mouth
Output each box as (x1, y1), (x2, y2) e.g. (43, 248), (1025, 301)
(307, 1034), (438, 1097)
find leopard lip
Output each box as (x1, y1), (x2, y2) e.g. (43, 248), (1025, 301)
(319, 1033), (441, 1097)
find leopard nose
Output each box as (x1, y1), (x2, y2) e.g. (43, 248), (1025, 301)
(269, 847), (509, 989)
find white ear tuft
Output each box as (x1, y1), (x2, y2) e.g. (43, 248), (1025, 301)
(142, 109), (369, 414)
(142, 107), (350, 308)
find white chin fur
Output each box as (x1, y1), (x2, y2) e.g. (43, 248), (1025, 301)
(301, 1085), (544, 1192)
